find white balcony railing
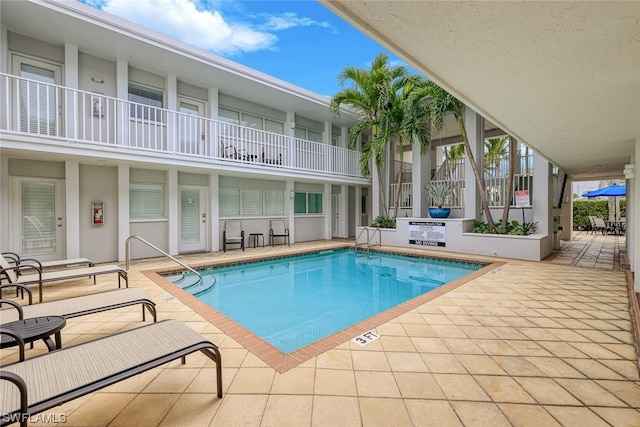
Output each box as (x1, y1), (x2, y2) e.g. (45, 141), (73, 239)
(0, 73), (363, 178)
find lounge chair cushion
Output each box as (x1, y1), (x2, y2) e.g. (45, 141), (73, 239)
(1, 320), (222, 420)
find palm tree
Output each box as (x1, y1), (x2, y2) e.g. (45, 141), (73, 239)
(484, 137), (508, 177)
(376, 75), (431, 219)
(419, 81), (497, 230)
(444, 143), (465, 180)
(330, 53), (410, 218)
(500, 136), (519, 232)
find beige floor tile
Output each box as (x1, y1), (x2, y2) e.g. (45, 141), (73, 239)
(311, 396), (361, 427)
(430, 325), (468, 338)
(210, 394), (268, 427)
(600, 359), (640, 380)
(219, 348), (249, 367)
(515, 377), (582, 405)
(375, 322), (407, 336)
(402, 323), (438, 337)
(458, 325), (497, 339)
(473, 375), (536, 404)
(379, 335), (416, 352)
(185, 367), (235, 394)
(394, 372), (445, 399)
(555, 378), (627, 406)
(241, 351), (271, 367)
(473, 339), (519, 356)
(386, 352), (428, 372)
(525, 357), (585, 378)
(314, 368), (357, 396)
(102, 370), (161, 393)
(538, 341), (588, 358)
(491, 356), (547, 377)
(569, 342), (622, 359)
(261, 395), (312, 427)
(498, 403), (562, 426)
(595, 379), (640, 407)
(315, 349), (353, 369)
(507, 340), (553, 357)
(227, 367), (275, 394)
(455, 354), (506, 375)
(354, 371), (401, 398)
(421, 353), (468, 374)
(359, 397), (412, 427)
(63, 393), (135, 426)
(442, 338), (485, 354)
(602, 343), (638, 360)
(109, 393), (179, 427)
(565, 358), (625, 380)
(352, 350), (391, 371)
(411, 337), (450, 353)
(270, 367), (315, 394)
(405, 400), (463, 427)
(544, 406), (610, 427)
(591, 407), (640, 427)
(144, 368), (200, 393)
(432, 374), (490, 401)
(451, 401), (511, 427)
(158, 394), (222, 427)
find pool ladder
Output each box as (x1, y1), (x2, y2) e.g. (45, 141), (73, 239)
(125, 235), (216, 294)
(355, 227), (382, 256)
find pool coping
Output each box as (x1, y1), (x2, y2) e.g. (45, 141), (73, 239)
(144, 249), (505, 373)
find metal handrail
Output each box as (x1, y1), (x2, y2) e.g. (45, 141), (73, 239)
(125, 235), (203, 285)
(354, 226), (382, 256)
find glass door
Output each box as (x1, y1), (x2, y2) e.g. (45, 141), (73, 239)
(179, 186), (207, 252)
(178, 99), (205, 155)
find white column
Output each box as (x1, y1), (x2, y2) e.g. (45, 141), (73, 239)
(168, 169), (178, 255)
(286, 180), (295, 244)
(355, 186), (362, 227)
(464, 107), (484, 219)
(286, 111), (296, 167)
(340, 184), (348, 237)
(208, 87), (219, 157)
(0, 25), (8, 74)
(413, 138), (432, 217)
(166, 74), (177, 153)
(64, 161), (80, 259)
(0, 156), (7, 250)
(209, 173), (220, 251)
(341, 126), (348, 149)
(64, 44), (79, 140)
(624, 163), (635, 274)
(532, 152), (553, 255)
(324, 183), (332, 239)
(631, 145), (640, 291)
(116, 59), (128, 146)
(286, 111), (295, 137)
(117, 165), (130, 261)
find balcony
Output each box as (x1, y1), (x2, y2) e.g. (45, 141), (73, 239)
(0, 73), (364, 179)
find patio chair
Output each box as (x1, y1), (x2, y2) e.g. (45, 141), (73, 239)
(0, 257), (128, 303)
(1, 252), (94, 271)
(223, 220), (244, 252)
(261, 151), (282, 165)
(0, 319), (222, 427)
(592, 217), (613, 235)
(269, 220), (290, 246)
(1, 285), (156, 323)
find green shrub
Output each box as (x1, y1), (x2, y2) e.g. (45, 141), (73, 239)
(371, 215), (396, 228)
(573, 199), (613, 230)
(473, 219), (537, 235)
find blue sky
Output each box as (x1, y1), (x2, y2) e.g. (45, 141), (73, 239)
(78, 0), (408, 97)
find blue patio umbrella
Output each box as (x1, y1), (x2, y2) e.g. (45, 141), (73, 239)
(582, 184), (626, 220)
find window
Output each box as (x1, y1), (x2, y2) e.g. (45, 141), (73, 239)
(295, 127), (323, 142)
(220, 188), (284, 217)
(130, 184), (164, 219)
(294, 192), (323, 214)
(218, 107), (284, 135)
(128, 83), (163, 121)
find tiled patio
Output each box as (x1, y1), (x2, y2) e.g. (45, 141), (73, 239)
(1, 234), (639, 426)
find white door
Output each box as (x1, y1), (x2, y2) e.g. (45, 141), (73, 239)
(178, 99), (205, 155)
(332, 194), (339, 237)
(12, 178), (65, 261)
(13, 55), (63, 136)
(179, 186), (207, 252)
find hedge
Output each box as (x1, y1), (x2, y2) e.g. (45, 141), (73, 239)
(573, 199), (626, 230)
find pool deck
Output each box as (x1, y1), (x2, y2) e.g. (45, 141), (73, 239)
(1, 231), (639, 426)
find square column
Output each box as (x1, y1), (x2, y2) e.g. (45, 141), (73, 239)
(464, 107), (484, 219)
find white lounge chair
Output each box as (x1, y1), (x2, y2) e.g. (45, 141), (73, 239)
(0, 320), (222, 427)
(1, 286), (156, 323)
(269, 220), (290, 246)
(0, 257), (128, 302)
(1, 252), (94, 271)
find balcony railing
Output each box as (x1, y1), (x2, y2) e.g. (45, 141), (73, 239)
(0, 72), (363, 178)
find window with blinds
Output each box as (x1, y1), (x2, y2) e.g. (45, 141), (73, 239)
(21, 181), (57, 255)
(128, 83), (163, 122)
(19, 63), (57, 135)
(218, 107), (284, 135)
(129, 184), (164, 219)
(219, 188), (284, 217)
(180, 189), (200, 243)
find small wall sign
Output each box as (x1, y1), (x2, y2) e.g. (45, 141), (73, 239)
(352, 331), (380, 346)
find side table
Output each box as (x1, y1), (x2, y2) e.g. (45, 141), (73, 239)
(249, 233), (264, 248)
(1, 316), (66, 361)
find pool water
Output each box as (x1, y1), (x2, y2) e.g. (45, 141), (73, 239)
(187, 250), (483, 353)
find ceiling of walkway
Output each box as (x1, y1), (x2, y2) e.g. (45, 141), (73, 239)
(321, 1), (640, 180)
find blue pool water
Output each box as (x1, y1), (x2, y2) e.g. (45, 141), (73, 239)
(181, 250), (483, 353)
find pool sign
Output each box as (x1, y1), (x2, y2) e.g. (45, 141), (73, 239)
(515, 190), (530, 207)
(409, 221), (446, 247)
(352, 331), (380, 346)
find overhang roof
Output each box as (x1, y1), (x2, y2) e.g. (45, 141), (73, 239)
(321, 0), (640, 180)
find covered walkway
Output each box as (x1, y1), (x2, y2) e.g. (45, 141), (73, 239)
(546, 231), (628, 271)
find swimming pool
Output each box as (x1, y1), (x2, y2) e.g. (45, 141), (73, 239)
(176, 249), (484, 354)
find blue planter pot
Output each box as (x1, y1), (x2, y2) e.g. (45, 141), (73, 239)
(428, 207), (451, 218)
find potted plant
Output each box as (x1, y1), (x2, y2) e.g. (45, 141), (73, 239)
(425, 181), (455, 218)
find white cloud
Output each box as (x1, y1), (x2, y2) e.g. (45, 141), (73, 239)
(259, 12), (334, 33)
(99, 0), (277, 56)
